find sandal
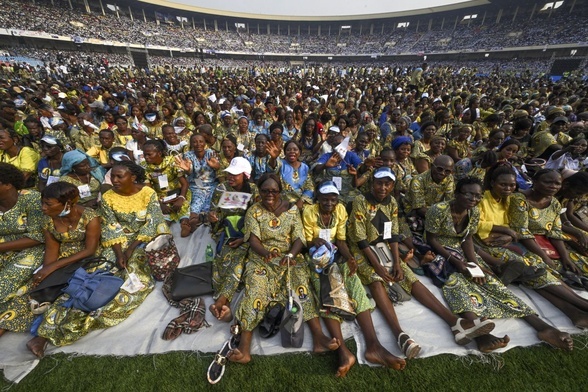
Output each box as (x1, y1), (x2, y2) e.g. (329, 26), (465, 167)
(207, 324), (242, 385)
(207, 340), (231, 384)
(452, 318), (496, 345)
(397, 332), (421, 360)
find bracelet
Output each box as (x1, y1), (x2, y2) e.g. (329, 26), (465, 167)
(177, 195), (186, 200)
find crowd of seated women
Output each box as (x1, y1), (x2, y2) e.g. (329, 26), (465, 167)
(1, 69), (588, 378)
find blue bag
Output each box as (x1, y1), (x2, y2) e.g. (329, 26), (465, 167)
(62, 268), (124, 312)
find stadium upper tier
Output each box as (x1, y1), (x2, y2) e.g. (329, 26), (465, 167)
(0, 0), (587, 55)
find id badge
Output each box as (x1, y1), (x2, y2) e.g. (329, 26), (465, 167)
(158, 174), (169, 189)
(78, 184), (91, 198)
(319, 228), (331, 242)
(383, 221), (392, 240)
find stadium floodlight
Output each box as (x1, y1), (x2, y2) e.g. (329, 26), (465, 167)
(571, 49), (577, 56)
(341, 26), (351, 29)
(462, 14), (478, 20)
(397, 22), (410, 28)
(484, 53), (489, 57)
(540, 1), (564, 11)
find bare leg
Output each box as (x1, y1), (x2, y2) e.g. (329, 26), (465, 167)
(355, 311), (406, 371)
(307, 317), (340, 353)
(323, 318), (356, 377)
(26, 336), (48, 358)
(536, 288), (588, 329)
(539, 285), (588, 312)
(0, 329), (6, 339)
(209, 296), (233, 322)
(229, 330), (253, 364)
(369, 282), (403, 337)
(524, 314), (573, 351)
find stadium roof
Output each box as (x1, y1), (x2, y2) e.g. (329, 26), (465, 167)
(137, 0), (491, 21)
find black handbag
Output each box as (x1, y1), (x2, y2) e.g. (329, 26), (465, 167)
(29, 257), (110, 304)
(170, 262), (213, 301)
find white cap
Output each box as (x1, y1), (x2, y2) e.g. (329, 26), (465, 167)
(318, 181), (339, 195)
(224, 157), (252, 178)
(373, 167), (396, 181)
(328, 125), (340, 133)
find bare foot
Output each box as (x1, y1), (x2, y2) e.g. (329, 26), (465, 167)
(475, 334), (510, 353)
(313, 335), (340, 353)
(209, 297), (232, 321)
(569, 312), (588, 330)
(180, 221), (191, 237)
(365, 344), (406, 370)
(26, 337), (48, 358)
(228, 348), (251, 364)
(537, 327), (574, 351)
(335, 347), (356, 378)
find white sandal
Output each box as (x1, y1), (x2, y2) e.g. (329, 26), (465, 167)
(397, 332), (421, 360)
(452, 318), (496, 345)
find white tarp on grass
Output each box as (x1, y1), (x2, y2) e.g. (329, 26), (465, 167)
(1, 224), (586, 382)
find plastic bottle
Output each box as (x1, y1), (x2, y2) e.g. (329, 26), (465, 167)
(205, 244), (214, 262)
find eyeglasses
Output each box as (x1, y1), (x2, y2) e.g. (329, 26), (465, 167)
(432, 164), (453, 176)
(260, 189), (280, 195)
(459, 192), (483, 201)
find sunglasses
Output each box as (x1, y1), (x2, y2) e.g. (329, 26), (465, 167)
(432, 164), (453, 176)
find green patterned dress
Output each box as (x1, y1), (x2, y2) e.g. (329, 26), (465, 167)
(0, 190), (45, 333)
(235, 202), (319, 332)
(303, 203), (373, 321)
(37, 187), (170, 346)
(510, 192), (588, 277)
(142, 155), (191, 222)
(425, 201), (535, 319)
(347, 193), (419, 294)
(209, 182), (258, 303)
(476, 191), (562, 289)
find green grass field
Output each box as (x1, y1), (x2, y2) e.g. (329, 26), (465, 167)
(2, 335), (586, 392)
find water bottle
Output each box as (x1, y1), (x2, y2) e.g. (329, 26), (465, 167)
(205, 244), (214, 262)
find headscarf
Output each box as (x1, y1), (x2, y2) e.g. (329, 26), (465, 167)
(60, 149), (105, 182)
(392, 136), (413, 150)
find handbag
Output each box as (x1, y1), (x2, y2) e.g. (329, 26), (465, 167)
(29, 257), (110, 304)
(145, 234), (181, 281)
(534, 235), (561, 259)
(423, 246), (460, 288)
(62, 267), (124, 312)
(319, 262), (356, 320)
(368, 242), (411, 303)
(170, 262), (213, 301)
(281, 260), (304, 348)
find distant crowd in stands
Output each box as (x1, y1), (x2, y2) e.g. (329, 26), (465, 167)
(1, 0), (587, 55)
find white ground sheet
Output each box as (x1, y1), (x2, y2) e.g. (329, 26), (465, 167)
(1, 224), (586, 382)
